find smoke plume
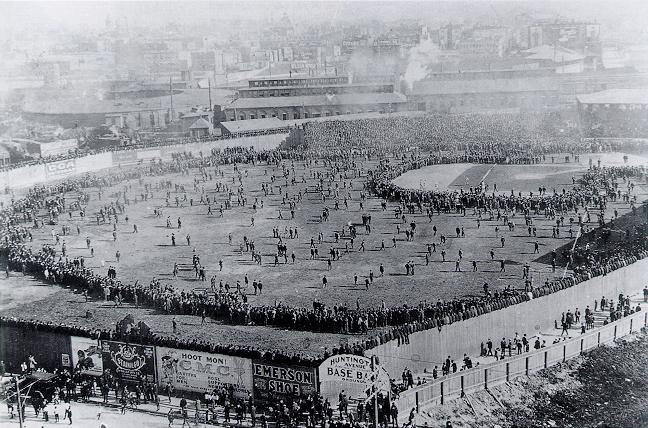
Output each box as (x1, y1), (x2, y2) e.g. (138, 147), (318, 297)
(402, 38), (441, 91)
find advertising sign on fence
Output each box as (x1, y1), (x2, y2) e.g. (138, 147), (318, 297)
(137, 149), (161, 161)
(70, 336), (103, 376)
(156, 347), (253, 397)
(252, 361), (317, 401)
(101, 341), (156, 383)
(318, 354), (390, 405)
(45, 159), (76, 179)
(112, 150), (138, 165)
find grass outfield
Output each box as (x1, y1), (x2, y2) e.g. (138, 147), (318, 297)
(1, 151), (647, 351)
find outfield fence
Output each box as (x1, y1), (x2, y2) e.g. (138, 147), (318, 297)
(395, 309), (647, 415)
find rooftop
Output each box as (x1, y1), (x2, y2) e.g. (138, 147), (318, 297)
(227, 92), (407, 110)
(220, 117), (287, 134)
(188, 118), (212, 129)
(577, 88), (648, 105)
(412, 77), (559, 95)
(523, 45), (586, 63)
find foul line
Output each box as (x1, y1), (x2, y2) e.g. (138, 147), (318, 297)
(562, 226), (582, 279)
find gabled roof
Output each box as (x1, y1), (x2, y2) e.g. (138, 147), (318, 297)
(189, 118), (212, 129)
(523, 45), (585, 63)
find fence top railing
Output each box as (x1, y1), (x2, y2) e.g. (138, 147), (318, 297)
(396, 309), (645, 404)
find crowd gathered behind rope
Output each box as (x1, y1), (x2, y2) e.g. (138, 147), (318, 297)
(1, 114), (648, 366)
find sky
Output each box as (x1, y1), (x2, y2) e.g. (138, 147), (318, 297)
(1, 1), (647, 38)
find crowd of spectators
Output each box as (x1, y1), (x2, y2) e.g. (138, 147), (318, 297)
(1, 113), (648, 366)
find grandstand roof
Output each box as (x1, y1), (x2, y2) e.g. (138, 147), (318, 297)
(413, 78), (558, 95)
(282, 111), (427, 128)
(227, 92), (407, 110)
(218, 111), (427, 135)
(576, 88), (648, 105)
(219, 117), (287, 134)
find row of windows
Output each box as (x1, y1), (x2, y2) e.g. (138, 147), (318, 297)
(249, 77), (349, 88)
(229, 107), (387, 121)
(239, 85), (394, 98)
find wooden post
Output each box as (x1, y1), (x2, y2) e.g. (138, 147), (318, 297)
(525, 356), (529, 376)
(614, 325), (617, 339)
(440, 381), (444, 405)
(544, 351), (548, 368)
(506, 362), (510, 381)
(416, 391), (420, 413)
(630, 318), (633, 333)
(597, 331), (601, 346)
(563, 345), (566, 362)
(580, 338), (584, 355)
(484, 369), (488, 390)
(461, 375), (465, 397)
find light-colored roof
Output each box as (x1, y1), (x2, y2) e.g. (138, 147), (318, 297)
(577, 88), (648, 105)
(412, 78), (558, 95)
(21, 88), (234, 114)
(189, 118), (212, 129)
(219, 117), (287, 134)
(227, 92), (407, 110)
(282, 111), (427, 128)
(523, 45), (585, 63)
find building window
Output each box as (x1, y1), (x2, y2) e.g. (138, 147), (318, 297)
(261, 114), (266, 119)
(239, 115), (245, 120)
(282, 113), (287, 120)
(250, 114), (256, 120)
(335, 111), (340, 115)
(294, 113), (300, 119)
(304, 112), (309, 118)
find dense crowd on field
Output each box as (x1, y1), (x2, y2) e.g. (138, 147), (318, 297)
(1, 113), (647, 366)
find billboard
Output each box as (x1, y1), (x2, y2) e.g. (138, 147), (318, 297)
(252, 361), (317, 401)
(137, 149), (161, 161)
(39, 139), (78, 157)
(70, 336), (103, 376)
(318, 354), (390, 405)
(112, 150), (138, 165)
(101, 341), (156, 383)
(45, 159), (76, 179)
(156, 347), (253, 397)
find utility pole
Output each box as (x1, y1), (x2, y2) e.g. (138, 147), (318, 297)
(371, 356), (379, 428)
(169, 76), (175, 122)
(14, 376), (23, 428)
(208, 78), (212, 111)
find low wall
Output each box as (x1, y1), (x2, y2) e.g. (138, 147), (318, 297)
(0, 133), (287, 189)
(395, 309), (647, 417)
(367, 257), (648, 377)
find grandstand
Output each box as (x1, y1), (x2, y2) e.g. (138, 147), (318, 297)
(577, 88), (648, 138)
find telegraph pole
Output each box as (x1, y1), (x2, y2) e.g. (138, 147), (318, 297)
(371, 356), (379, 428)
(169, 76), (174, 121)
(14, 376), (23, 428)
(208, 78), (213, 111)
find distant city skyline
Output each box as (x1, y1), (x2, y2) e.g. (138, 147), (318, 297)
(2, 1), (648, 39)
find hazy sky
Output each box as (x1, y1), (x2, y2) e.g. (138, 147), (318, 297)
(1, 1), (647, 38)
